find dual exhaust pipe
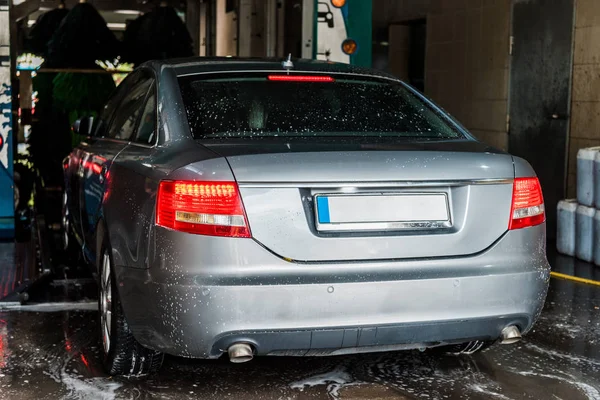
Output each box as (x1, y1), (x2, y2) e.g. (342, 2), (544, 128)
(500, 325), (522, 345)
(227, 326), (521, 363)
(228, 343), (254, 363)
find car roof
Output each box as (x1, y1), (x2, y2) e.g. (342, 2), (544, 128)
(141, 57), (396, 80)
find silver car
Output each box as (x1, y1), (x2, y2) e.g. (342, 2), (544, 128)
(63, 58), (550, 376)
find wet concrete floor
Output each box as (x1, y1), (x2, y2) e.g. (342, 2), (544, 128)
(0, 276), (598, 400)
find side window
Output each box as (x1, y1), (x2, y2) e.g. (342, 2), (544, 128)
(94, 71), (143, 137)
(106, 79), (152, 141)
(94, 89), (124, 137)
(132, 85), (157, 145)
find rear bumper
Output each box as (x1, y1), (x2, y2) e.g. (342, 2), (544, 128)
(115, 225), (549, 358)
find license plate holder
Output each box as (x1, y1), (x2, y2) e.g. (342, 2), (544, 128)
(314, 193), (451, 232)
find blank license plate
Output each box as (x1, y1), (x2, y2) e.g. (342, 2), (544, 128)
(315, 193), (450, 232)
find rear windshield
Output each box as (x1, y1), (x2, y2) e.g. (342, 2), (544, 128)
(178, 73), (463, 140)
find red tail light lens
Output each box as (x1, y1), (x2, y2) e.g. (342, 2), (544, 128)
(267, 75), (335, 82)
(509, 177), (545, 230)
(156, 181), (251, 238)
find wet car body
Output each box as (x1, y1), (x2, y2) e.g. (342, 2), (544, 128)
(63, 58), (550, 373)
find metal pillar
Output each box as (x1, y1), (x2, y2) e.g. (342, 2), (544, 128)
(0, 0), (14, 238)
(216, 0), (237, 56)
(301, 0), (314, 59)
(199, 1), (207, 56)
(237, 0), (252, 57)
(264, 0), (277, 57)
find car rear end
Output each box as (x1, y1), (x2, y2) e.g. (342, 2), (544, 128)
(117, 67), (550, 359)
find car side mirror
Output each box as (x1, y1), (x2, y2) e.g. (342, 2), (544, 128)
(72, 116), (95, 136)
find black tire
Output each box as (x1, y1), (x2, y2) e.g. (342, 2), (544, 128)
(99, 239), (164, 376)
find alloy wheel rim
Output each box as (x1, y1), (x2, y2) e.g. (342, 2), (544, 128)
(62, 193), (69, 250)
(100, 251), (112, 354)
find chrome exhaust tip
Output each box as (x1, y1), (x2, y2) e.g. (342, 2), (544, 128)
(228, 343), (254, 363)
(500, 326), (522, 345)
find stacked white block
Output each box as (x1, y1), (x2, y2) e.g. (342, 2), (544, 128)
(557, 199), (577, 256)
(576, 205), (595, 263)
(577, 147), (599, 206)
(595, 151), (600, 209)
(558, 147), (600, 265)
(595, 211), (600, 266)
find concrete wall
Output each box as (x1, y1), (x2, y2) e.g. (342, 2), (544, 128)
(426, 0), (511, 150)
(376, 0), (600, 196)
(372, 0), (431, 27)
(568, 0), (600, 197)
(388, 25), (411, 81)
(374, 0), (511, 150)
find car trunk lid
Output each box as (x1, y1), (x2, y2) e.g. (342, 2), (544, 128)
(202, 141), (514, 262)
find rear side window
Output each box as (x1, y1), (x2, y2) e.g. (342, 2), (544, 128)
(107, 79), (152, 141)
(178, 73), (462, 140)
(133, 86), (156, 145)
(94, 87), (125, 137)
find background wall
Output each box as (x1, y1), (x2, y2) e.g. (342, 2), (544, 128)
(373, 0), (512, 151)
(568, 0), (600, 197)
(372, 0), (431, 28)
(426, 0), (511, 151)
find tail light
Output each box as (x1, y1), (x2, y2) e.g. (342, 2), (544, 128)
(509, 177), (545, 230)
(156, 181), (251, 238)
(267, 75), (335, 82)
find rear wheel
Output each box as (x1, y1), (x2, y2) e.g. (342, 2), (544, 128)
(99, 244), (164, 376)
